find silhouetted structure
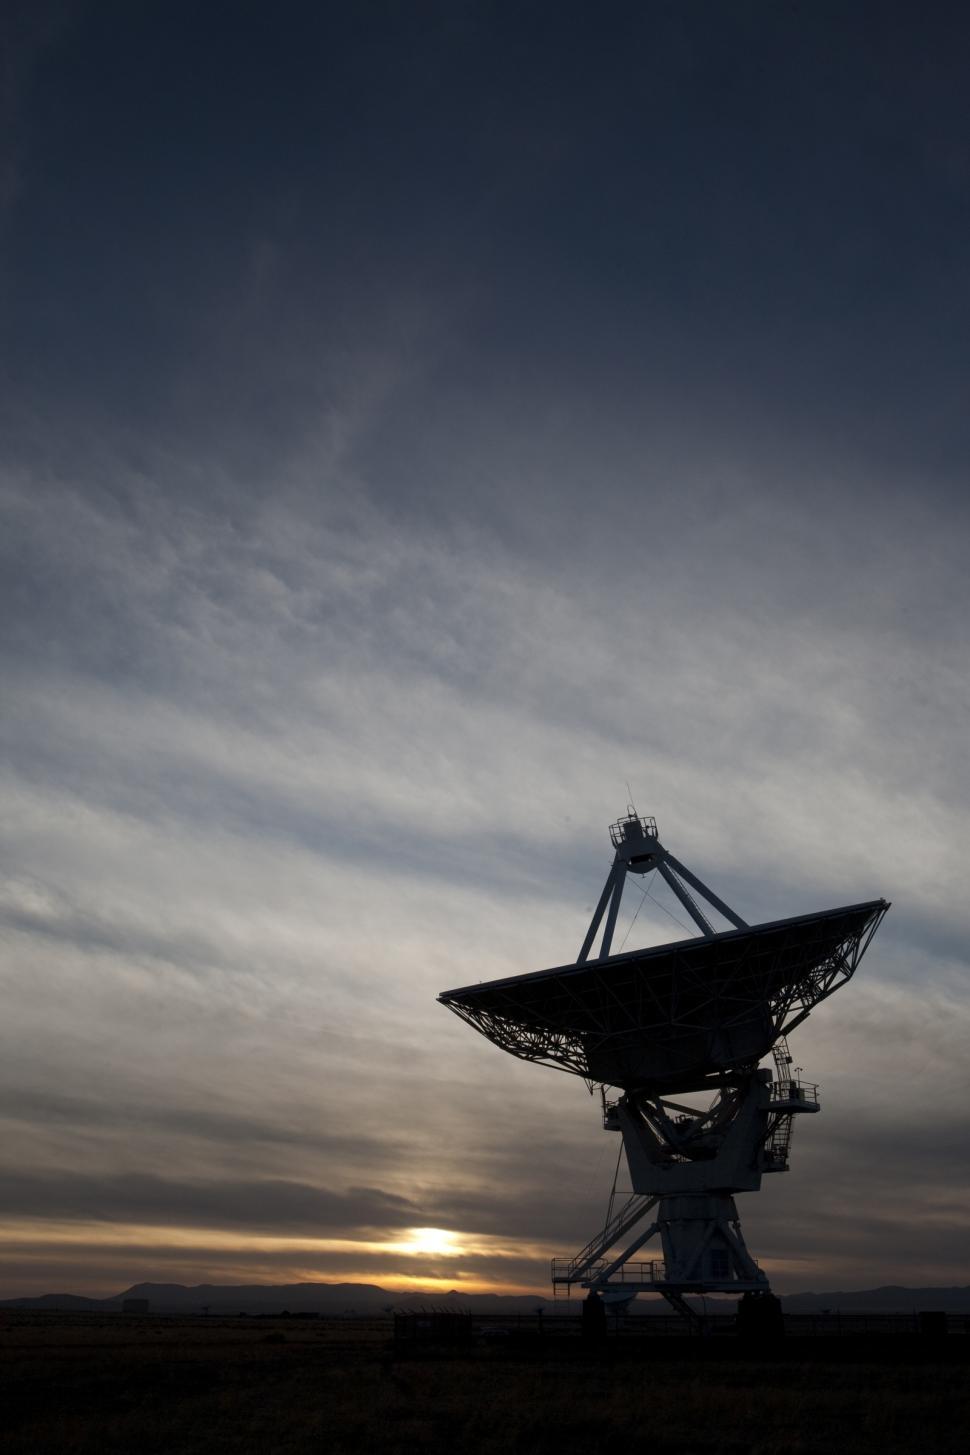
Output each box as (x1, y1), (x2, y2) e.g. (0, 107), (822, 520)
(737, 1290), (785, 1339)
(440, 810), (888, 1325)
(393, 1310), (473, 1345)
(581, 1290), (607, 1344)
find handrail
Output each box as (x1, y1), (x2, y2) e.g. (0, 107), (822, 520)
(771, 1078), (819, 1104)
(551, 1257), (667, 1286)
(551, 1192), (658, 1283)
(609, 813), (658, 848)
(591, 1258), (666, 1285)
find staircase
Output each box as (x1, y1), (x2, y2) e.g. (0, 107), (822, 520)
(766, 1113), (794, 1170)
(551, 1192), (659, 1290)
(765, 1035), (820, 1171)
(771, 1036), (794, 1094)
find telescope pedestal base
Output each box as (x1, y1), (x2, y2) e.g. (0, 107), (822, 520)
(656, 1191), (765, 1289)
(553, 1191), (771, 1311)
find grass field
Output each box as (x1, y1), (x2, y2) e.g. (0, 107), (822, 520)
(1, 1312), (967, 1454)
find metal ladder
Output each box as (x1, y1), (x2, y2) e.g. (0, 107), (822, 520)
(771, 1036), (794, 1095)
(767, 1113), (794, 1168)
(767, 1036), (796, 1169)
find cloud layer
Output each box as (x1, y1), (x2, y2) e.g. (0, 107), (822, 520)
(2, 3), (969, 1297)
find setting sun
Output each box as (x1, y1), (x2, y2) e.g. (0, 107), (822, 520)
(400, 1227), (463, 1257)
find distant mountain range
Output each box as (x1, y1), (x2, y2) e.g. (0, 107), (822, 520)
(3, 1281), (970, 1315)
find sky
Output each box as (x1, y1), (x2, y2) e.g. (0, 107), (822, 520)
(1, 0), (969, 1300)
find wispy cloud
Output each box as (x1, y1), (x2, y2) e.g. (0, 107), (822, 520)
(3, 3), (970, 1300)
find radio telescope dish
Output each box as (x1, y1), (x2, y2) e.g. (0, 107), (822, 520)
(439, 900), (887, 1091)
(438, 812), (889, 1325)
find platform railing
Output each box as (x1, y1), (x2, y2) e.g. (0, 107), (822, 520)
(771, 1078), (819, 1108)
(609, 813), (658, 848)
(550, 1193), (658, 1285)
(552, 1257), (667, 1287)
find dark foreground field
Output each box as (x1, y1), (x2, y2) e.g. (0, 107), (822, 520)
(1, 1312), (968, 1455)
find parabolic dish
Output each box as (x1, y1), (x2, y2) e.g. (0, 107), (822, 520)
(438, 899), (889, 1090)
